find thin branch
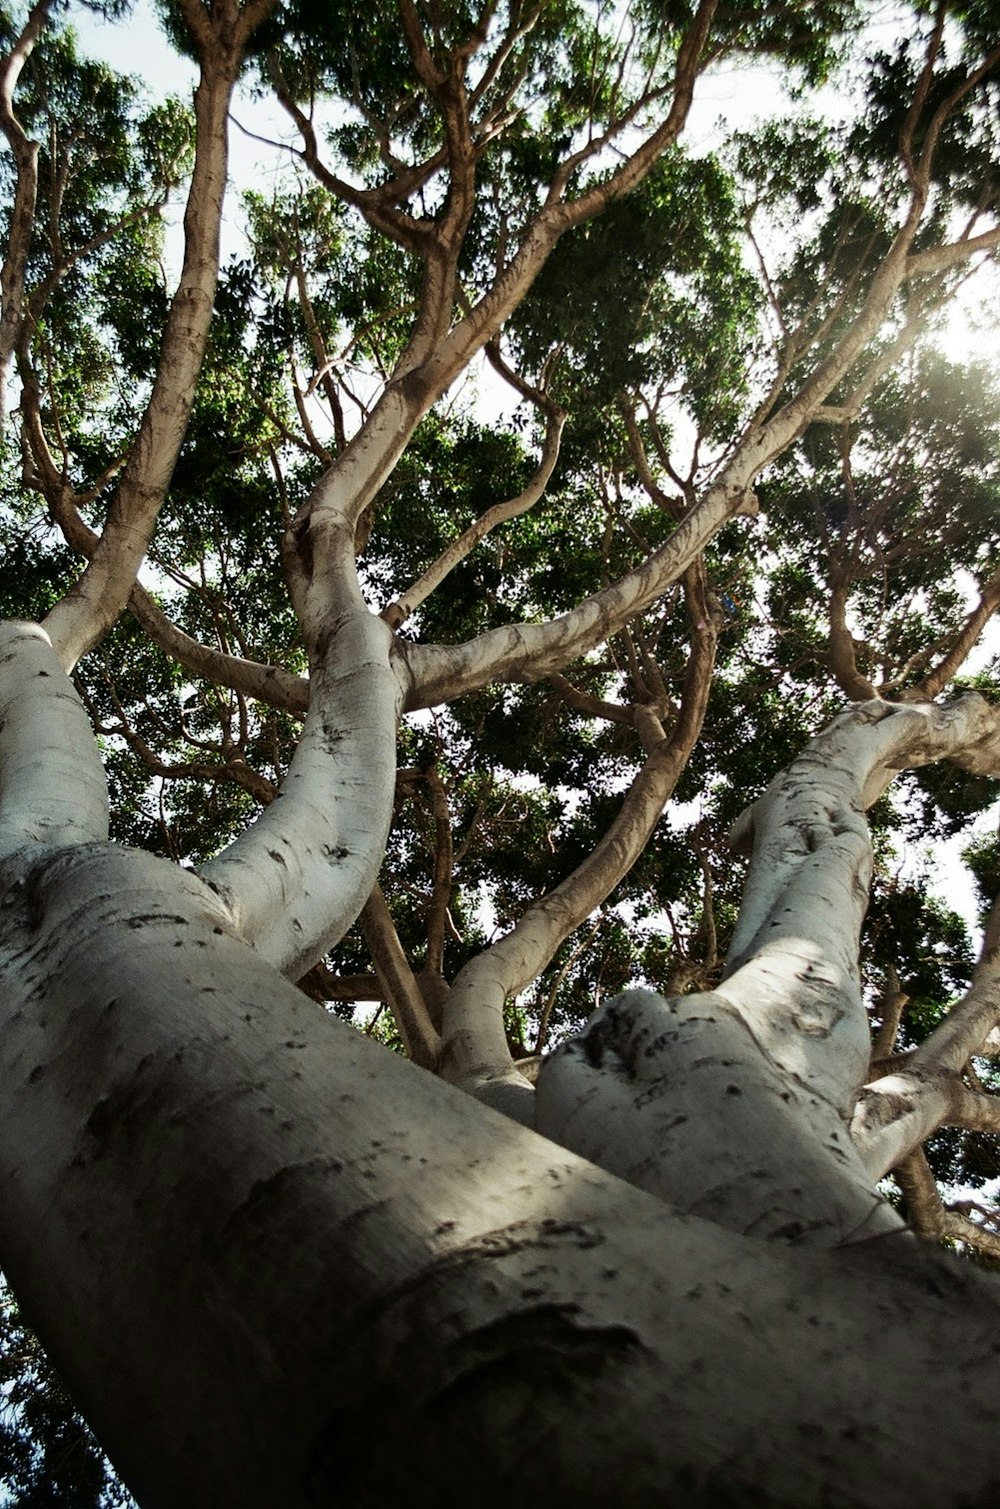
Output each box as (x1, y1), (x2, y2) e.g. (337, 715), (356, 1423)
(381, 392), (565, 628)
(359, 884), (441, 1068)
(422, 767), (455, 979)
(871, 964), (909, 1064)
(439, 557), (719, 1096)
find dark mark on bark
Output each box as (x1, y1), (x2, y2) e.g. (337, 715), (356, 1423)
(125, 914), (189, 928)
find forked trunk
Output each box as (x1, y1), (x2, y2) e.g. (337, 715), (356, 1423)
(3, 839), (1000, 1508)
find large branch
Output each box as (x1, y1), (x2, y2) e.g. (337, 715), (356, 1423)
(537, 695), (1000, 1246)
(11, 839), (1000, 1504)
(402, 180), (970, 711)
(40, 0), (276, 671)
(402, 473), (754, 707)
(198, 606), (404, 979)
(441, 565), (718, 1120)
(200, 491), (406, 979)
(901, 565), (1000, 702)
(0, 621), (108, 864)
(0, 0), (49, 437)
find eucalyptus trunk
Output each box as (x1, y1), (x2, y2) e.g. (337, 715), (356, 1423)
(5, 839), (1000, 1509)
(4, 623), (1000, 1508)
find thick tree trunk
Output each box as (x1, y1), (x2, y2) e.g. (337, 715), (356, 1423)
(5, 633), (1000, 1505)
(4, 839), (1000, 1508)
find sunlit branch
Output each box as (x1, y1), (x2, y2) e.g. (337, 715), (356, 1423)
(439, 560), (718, 1103)
(854, 898), (1000, 1179)
(0, 0), (50, 436)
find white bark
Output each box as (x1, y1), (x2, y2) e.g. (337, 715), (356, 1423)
(199, 608), (403, 978)
(5, 649), (1000, 1501)
(403, 471), (755, 706)
(0, 622), (107, 860)
(6, 840), (1000, 1508)
(538, 697), (1000, 1245)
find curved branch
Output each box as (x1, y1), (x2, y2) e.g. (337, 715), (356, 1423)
(402, 474), (750, 708)
(827, 570), (878, 701)
(41, 3), (275, 670)
(201, 478), (405, 979)
(381, 398), (565, 630)
(894, 1148), (946, 1241)
(440, 561), (718, 1110)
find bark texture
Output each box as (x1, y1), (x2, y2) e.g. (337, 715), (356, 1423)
(3, 643), (1000, 1505)
(4, 842), (1000, 1508)
(537, 697), (1000, 1246)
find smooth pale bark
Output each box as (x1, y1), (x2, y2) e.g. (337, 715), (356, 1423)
(7, 840), (1000, 1508)
(403, 471), (756, 707)
(199, 608), (403, 978)
(0, 622), (108, 858)
(538, 697), (1000, 1245)
(5, 644), (1000, 1501)
(536, 984), (900, 1246)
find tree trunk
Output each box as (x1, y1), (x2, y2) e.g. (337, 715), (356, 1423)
(4, 839), (1000, 1508)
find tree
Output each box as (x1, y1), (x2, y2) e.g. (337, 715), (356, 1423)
(3, 0), (1000, 1502)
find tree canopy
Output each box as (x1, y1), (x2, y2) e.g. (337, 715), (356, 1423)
(2, 0), (1000, 1500)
